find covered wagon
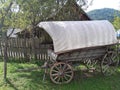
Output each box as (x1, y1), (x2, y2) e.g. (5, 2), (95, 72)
(38, 20), (119, 84)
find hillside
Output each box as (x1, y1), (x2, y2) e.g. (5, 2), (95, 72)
(87, 8), (120, 21)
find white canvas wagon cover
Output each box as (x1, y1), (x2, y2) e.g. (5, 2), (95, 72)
(38, 20), (118, 54)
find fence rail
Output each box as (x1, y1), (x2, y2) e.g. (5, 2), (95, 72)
(0, 38), (52, 61)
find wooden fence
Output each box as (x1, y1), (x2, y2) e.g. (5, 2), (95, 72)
(0, 38), (52, 61)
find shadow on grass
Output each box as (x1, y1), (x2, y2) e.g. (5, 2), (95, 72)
(5, 78), (18, 90)
(16, 69), (103, 90)
(17, 70), (58, 90)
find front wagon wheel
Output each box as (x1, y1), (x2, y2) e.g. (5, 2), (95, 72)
(50, 62), (74, 84)
(101, 50), (119, 76)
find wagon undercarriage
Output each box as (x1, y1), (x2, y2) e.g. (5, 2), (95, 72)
(45, 45), (119, 84)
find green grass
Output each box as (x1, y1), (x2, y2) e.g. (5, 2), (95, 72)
(0, 61), (120, 90)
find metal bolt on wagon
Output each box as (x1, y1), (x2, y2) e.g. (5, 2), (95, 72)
(38, 20), (119, 84)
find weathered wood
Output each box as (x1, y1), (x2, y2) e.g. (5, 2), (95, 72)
(0, 38), (51, 61)
(57, 46), (107, 61)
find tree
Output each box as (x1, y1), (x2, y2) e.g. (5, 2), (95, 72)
(0, 0), (92, 31)
(0, 0), (91, 80)
(0, 0), (13, 80)
(112, 16), (120, 30)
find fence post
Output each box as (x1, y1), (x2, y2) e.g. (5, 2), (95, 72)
(23, 38), (30, 62)
(32, 37), (37, 60)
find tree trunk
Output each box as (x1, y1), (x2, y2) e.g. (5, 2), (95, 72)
(3, 37), (8, 80)
(31, 26), (37, 60)
(0, 2), (13, 80)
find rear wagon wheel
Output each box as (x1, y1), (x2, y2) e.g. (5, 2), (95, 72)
(101, 50), (119, 76)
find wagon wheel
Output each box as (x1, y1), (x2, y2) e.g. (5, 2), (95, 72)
(85, 59), (97, 69)
(84, 59), (100, 72)
(101, 50), (119, 76)
(50, 62), (74, 84)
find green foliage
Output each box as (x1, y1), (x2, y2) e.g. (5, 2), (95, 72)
(0, 0), (67, 30)
(0, 0), (87, 31)
(112, 16), (120, 30)
(0, 0), (14, 33)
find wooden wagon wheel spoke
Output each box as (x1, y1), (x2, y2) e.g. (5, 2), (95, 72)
(54, 66), (59, 71)
(54, 76), (59, 80)
(102, 65), (109, 73)
(65, 70), (73, 74)
(63, 64), (67, 70)
(64, 66), (71, 71)
(54, 76), (65, 82)
(61, 77), (64, 82)
(59, 63), (62, 69)
(109, 52), (119, 66)
(56, 77), (61, 82)
(111, 53), (116, 60)
(108, 67), (114, 73)
(85, 59), (99, 71)
(51, 73), (58, 76)
(86, 59), (91, 66)
(50, 62), (73, 84)
(64, 75), (69, 81)
(110, 54), (119, 64)
(65, 74), (72, 78)
(52, 69), (59, 73)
